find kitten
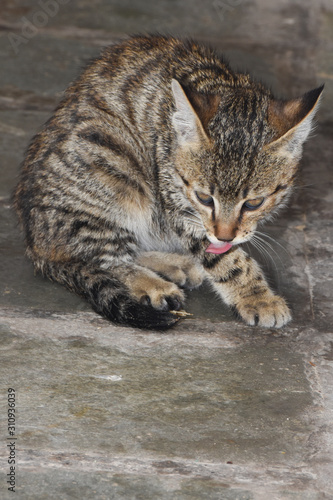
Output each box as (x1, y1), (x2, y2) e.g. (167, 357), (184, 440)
(14, 35), (323, 329)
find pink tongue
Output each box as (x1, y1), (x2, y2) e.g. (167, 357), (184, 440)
(205, 242), (233, 254)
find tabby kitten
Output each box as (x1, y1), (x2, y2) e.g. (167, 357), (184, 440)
(14, 35), (323, 329)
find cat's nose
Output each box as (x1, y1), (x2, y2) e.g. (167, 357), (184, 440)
(214, 223), (237, 242)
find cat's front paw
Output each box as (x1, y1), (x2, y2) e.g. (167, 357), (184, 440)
(137, 252), (204, 290)
(236, 294), (292, 328)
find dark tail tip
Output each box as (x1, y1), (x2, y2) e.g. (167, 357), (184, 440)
(93, 294), (181, 330)
(126, 303), (181, 330)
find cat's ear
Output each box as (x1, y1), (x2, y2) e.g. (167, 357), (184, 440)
(267, 85), (324, 157)
(171, 79), (211, 147)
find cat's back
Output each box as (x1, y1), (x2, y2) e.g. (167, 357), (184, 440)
(61, 35), (236, 134)
(15, 36), (235, 195)
(81, 35), (234, 93)
(14, 36), (239, 231)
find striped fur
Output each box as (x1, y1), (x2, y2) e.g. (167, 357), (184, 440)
(14, 35), (323, 329)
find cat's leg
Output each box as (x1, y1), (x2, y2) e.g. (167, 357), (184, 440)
(137, 252), (204, 289)
(203, 248), (291, 328)
(41, 259), (185, 329)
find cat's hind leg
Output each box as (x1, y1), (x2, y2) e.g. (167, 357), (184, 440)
(41, 260), (184, 329)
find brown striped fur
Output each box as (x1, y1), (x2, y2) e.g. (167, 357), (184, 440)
(14, 35), (323, 329)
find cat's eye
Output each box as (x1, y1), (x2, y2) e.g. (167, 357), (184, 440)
(243, 197), (265, 211)
(195, 191), (214, 207)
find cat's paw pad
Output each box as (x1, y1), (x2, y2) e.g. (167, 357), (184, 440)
(237, 295), (291, 328)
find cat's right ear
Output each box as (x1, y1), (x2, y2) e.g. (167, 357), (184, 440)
(171, 79), (209, 147)
(267, 85), (324, 158)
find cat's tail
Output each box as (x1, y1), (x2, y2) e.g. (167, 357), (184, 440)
(40, 261), (180, 330)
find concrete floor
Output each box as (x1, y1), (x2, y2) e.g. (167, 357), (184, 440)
(1, 1), (333, 499)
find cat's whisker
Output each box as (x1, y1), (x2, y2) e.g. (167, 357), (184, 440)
(252, 234), (285, 273)
(255, 231), (291, 258)
(186, 217), (204, 228)
(182, 210), (205, 230)
(249, 236), (275, 270)
(256, 229), (300, 253)
(248, 235), (269, 263)
(185, 216), (202, 225)
(296, 183), (319, 191)
(249, 239), (280, 287)
(183, 210), (202, 222)
(253, 234), (281, 262)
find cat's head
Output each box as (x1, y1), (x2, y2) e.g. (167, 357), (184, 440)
(171, 78), (323, 249)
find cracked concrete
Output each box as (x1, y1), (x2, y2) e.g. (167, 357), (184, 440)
(0, 1), (333, 499)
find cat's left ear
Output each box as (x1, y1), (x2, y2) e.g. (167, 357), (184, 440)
(267, 85), (324, 157)
(171, 79), (211, 147)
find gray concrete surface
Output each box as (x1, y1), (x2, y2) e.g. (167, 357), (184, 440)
(0, 1), (333, 499)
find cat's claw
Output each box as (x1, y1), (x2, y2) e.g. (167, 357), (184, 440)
(166, 296), (183, 311)
(236, 295), (292, 328)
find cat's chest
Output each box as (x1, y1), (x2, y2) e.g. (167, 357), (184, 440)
(137, 226), (185, 253)
(121, 201), (185, 253)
